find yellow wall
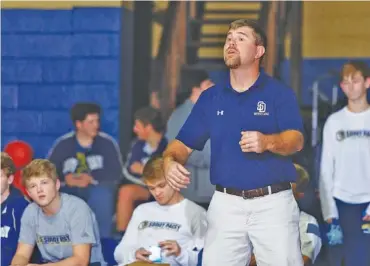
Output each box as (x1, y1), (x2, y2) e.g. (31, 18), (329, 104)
(286, 1), (370, 58)
(151, 1), (168, 58)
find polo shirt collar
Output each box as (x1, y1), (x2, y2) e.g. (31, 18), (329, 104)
(223, 68), (267, 93)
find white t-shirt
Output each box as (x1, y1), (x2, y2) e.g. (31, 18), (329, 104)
(319, 106), (370, 220)
(299, 211), (322, 263)
(114, 198), (207, 266)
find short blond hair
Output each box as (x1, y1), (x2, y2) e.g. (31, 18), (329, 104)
(22, 159), (57, 186)
(1, 152), (16, 177)
(142, 155), (165, 183)
(294, 163), (310, 192)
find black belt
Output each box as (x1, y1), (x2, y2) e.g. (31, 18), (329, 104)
(216, 182), (292, 199)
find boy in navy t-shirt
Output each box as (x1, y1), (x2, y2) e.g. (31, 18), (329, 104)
(1, 152), (29, 266)
(116, 106), (168, 233)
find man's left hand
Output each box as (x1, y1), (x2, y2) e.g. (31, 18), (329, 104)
(159, 240), (181, 257)
(363, 215), (370, 221)
(239, 131), (267, 153)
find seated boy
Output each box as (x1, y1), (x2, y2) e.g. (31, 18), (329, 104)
(10, 159), (106, 266)
(114, 155), (207, 266)
(1, 152), (29, 266)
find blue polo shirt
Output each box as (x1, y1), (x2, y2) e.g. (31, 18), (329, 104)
(176, 70), (304, 190)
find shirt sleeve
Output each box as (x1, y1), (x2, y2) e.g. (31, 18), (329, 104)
(47, 140), (68, 181)
(176, 92), (211, 151)
(69, 201), (97, 245)
(299, 214), (322, 263)
(18, 205), (36, 245)
(122, 141), (145, 185)
(319, 118), (339, 220)
(91, 137), (124, 183)
(175, 207), (207, 266)
(114, 207), (141, 265)
(275, 86), (304, 133)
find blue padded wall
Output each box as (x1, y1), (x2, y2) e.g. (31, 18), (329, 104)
(1, 7), (122, 158)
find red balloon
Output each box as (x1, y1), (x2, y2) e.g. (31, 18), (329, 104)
(4, 140), (33, 168)
(13, 171), (29, 197)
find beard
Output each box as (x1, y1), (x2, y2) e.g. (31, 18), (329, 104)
(224, 55), (241, 69)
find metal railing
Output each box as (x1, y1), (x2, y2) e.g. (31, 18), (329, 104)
(310, 71), (340, 147)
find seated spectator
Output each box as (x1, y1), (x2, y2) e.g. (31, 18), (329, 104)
(116, 106), (168, 232)
(48, 102), (123, 238)
(11, 159), (106, 266)
(114, 155), (207, 266)
(1, 152), (29, 266)
(166, 69), (214, 204)
(250, 164), (322, 266)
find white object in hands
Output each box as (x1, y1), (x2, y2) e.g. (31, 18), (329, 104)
(148, 245), (162, 263)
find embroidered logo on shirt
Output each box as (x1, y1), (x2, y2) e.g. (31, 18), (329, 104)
(217, 110), (224, 116)
(81, 231), (90, 238)
(254, 101), (269, 116)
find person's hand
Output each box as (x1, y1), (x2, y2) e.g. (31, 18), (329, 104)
(64, 173), (92, 188)
(159, 240), (181, 257)
(135, 248), (152, 263)
(65, 173), (78, 187)
(363, 214), (370, 221)
(164, 159), (190, 191)
(76, 173), (93, 188)
(249, 254), (257, 266)
(239, 131), (267, 153)
(130, 162), (144, 175)
(326, 218), (333, 224)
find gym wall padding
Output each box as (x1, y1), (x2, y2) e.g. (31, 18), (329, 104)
(1, 2), (130, 158)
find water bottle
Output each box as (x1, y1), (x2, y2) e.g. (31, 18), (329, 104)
(148, 245), (162, 263)
(326, 218), (344, 246)
(362, 211), (370, 235)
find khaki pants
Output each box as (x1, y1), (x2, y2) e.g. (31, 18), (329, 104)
(202, 190), (303, 266)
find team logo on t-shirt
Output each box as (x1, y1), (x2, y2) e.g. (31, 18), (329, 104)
(138, 220), (181, 231)
(336, 130), (370, 141)
(36, 234), (71, 245)
(1, 226), (11, 238)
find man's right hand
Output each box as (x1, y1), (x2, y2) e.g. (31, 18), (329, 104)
(326, 218), (333, 224)
(163, 159), (190, 191)
(135, 248), (152, 263)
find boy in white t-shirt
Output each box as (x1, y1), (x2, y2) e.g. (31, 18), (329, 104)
(319, 61), (370, 266)
(114, 155), (207, 266)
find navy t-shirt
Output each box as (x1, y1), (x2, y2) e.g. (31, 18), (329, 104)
(1, 187), (29, 266)
(123, 137), (168, 183)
